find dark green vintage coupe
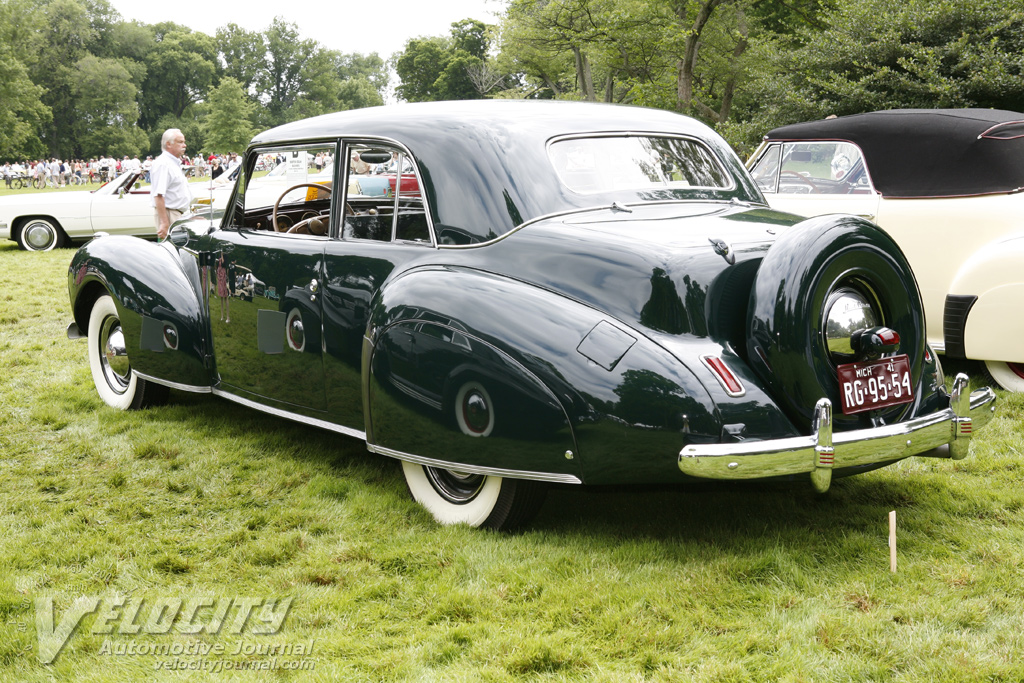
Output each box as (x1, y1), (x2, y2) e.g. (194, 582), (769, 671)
(67, 101), (997, 529)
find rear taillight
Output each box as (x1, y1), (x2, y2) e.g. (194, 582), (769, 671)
(701, 355), (745, 397)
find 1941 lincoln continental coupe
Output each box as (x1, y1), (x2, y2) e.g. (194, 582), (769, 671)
(67, 101), (998, 529)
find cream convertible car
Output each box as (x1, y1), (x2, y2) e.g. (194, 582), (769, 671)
(0, 171), (163, 251)
(748, 109), (1024, 391)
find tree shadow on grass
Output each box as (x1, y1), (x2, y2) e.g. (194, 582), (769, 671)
(530, 473), (944, 548)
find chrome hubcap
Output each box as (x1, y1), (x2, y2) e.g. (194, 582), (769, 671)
(25, 222), (55, 250)
(99, 316), (131, 393)
(425, 467), (485, 504)
(823, 286), (881, 362)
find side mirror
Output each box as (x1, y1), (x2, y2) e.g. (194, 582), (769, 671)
(117, 188), (125, 198)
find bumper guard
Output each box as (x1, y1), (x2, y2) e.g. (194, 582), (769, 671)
(678, 374), (997, 492)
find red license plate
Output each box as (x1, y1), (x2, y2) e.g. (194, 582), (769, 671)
(837, 354), (914, 415)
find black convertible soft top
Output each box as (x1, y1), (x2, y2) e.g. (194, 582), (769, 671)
(764, 109), (1024, 198)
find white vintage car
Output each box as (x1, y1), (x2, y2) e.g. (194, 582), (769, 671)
(0, 171), (158, 251)
(748, 109), (1024, 391)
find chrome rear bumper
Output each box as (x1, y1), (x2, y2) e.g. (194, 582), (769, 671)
(678, 374), (997, 492)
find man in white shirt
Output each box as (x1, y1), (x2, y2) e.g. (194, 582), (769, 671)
(150, 128), (191, 241)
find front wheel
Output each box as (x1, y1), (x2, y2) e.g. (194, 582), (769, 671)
(984, 361), (1024, 392)
(17, 218), (64, 251)
(401, 461), (546, 530)
(88, 295), (169, 410)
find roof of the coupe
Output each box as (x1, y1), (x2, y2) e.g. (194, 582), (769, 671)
(253, 100), (716, 144)
(764, 109), (1024, 197)
(249, 101), (761, 243)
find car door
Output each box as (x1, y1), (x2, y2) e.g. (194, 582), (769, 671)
(89, 172), (157, 236)
(320, 141), (438, 429)
(749, 141), (881, 221)
(206, 143), (339, 414)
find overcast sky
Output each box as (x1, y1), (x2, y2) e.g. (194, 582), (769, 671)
(105, 0), (504, 60)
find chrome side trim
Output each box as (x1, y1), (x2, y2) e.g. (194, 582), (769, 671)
(678, 374), (997, 491)
(438, 200), (745, 250)
(136, 372), (212, 394)
(368, 443), (583, 484)
(212, 388), (366, 441)
(387, 375), (442, 410)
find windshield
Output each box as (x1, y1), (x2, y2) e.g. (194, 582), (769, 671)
(548, 135), (731, 195)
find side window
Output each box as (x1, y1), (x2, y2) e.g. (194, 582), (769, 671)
(750, 144), (781, 193)
(344, 144), (430, 244)
(227, 144), (337, 235)
(778, 142), (868, 195)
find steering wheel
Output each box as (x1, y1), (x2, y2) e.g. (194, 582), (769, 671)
(780, 170), (819, 193)
(273, 183), (333, 232)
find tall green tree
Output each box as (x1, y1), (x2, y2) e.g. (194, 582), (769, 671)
(287, 49), (385, 120)
(0, 0), (50, 158)
(32, 0), (95, 156)
(259, 17), (318, 124)
(216, 23), (265, 94)
(498, 0), (662, 102)
(140, 26), (218, 128)
(203, 77), (257, 153)
(71, 55), (148, 157)
(395, 19), (495, 102)
(737, 0), (1024, 146)
(0, 46), (51, 159)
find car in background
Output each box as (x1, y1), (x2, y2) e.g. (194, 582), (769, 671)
(0, 171), (157, 251)
(66, 101), (996, 529)
(748, 109), (1024, 391)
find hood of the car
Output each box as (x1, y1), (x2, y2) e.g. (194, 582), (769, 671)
(470, 201), (804, 344)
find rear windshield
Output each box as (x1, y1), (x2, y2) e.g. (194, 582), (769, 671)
(548, 135), (731, 195)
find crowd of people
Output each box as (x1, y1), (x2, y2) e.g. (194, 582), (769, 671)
(1, 152), (242, 189)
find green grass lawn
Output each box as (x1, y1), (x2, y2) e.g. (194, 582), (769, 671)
(1, 240), (1023, 681)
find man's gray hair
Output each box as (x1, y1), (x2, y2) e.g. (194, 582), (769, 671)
(161, 128), (183, 150)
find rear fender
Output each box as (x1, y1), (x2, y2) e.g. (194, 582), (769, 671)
(366, 266), (723, 484)
(69, 236), (211, 389)
(947, 233), (1024, 363)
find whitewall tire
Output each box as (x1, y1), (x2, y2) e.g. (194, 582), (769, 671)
(984, 361), (1024, 392)
(87, 295), (168, 410)
(17, 218), (64, 251)
(401, 461), (546, 530)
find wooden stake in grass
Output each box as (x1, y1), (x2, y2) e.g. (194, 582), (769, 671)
(889, 510), (897, 573)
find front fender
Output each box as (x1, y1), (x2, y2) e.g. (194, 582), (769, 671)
(366, 266), (723, 485)
(947, 233), (1024, 363)
(69, 236), (211, 389)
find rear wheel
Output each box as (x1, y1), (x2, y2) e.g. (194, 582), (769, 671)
(984, 361), (1024, 392)
(401, 461), (546, 530)
(17, 218), (64, 251)
(88, 295), (169, 410)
